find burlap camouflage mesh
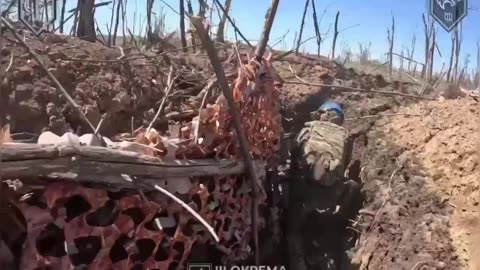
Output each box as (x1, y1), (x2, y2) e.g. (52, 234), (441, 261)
(291, 120), (350, 186)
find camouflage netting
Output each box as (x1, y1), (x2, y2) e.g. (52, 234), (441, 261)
(0, 54), (282, 269)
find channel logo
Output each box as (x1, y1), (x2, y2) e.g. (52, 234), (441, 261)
(188, 263), (212, 270)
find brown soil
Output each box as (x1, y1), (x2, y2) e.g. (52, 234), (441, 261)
(1, 31), (211, 137)
(349, 98), (479, 270)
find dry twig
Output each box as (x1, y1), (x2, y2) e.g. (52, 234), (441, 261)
(193, 79), (216, 144)
(213, 0), (252, 47)
(345, 113), (422, 121)
(147, 66), (179, 132)
(288, 63), (308, 83)
(5, 52), (14, 73)
(284, 80), (436, 100)
(154, 184), (220, 241)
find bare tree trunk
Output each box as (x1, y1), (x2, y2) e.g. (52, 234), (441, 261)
(428, 27), (436, 81)
(76, 0), (97, 42)
(186, 0), (196, 51)
(476, 42), (480, 89)
(112, 0), (122, 46)
(453, 24), (462, 83)
(399, 49), (404, 80)
(255, 0), (280, 61)
(198, 0), (207, 17)
(121, 0), (127, 46)
(233, 18), (239, 41)
(214, 0), (252, 47)
(408, 34), (416, 72)
(215, 0), (232, 43)
(446, 33), (455, 82)
(146, 0), (155, 43)
(425, 20), (436, 81)
(179, 0), (188, 51)
(331, 11), (340, 60)
(44, 0), (50, 31)
(311, 0), (322, 56)
(59, 0), (67, 33)
(107, 0), (116, 46)
(421, 14), (432, 79)
(428, 30), (437, 80)
(387, 15), (395, 75)
(295, 0), (310, 55)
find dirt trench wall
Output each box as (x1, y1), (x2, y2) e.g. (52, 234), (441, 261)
(274, 52), (474, 269)
(349, 98), (479, 270)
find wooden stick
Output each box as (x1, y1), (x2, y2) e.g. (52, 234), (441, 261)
(213, 0), (252, 47)
(189, 16), (262, 265)
(331, 11), (340, 60)
(154, 184), (220, 242)
(255, 0), (280, 60)
(283, 80), (436, 100)
(0, 144), (255, 179)
(345, 113), (422, 121)
(295, 0), (310, 55)
(147, 66), (178, 132)
(390, 52), (425, 67)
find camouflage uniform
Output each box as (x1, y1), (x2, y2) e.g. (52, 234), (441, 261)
(286, 119), (360, 270)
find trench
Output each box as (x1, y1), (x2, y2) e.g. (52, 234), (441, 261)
(264, 89), (395, 270)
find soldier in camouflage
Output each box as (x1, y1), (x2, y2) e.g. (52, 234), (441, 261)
(285, 101), (361, 270)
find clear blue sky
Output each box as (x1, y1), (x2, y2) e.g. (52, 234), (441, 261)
(62, 0), (479, 72)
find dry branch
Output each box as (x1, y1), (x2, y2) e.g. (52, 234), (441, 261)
(255, 0), (280, 60)
(60, 0), (67, 33)
(387, 14), (395, 75)
(331, 11), (340, 60)
(147, 66), (177, 131)
(428, 27), (436, 81)
(0, 143), (256, 180)
(345, 113), (422, 121)
(390, 52), (424, 67)
(311, 0), (322, 56)
(284, 81), (435, 100)
(213, 0), (252, 47)
(408, 34), (416, 72)
(179, 0), (188, 51)
(112, 0), (122, 46)
(296, 0), (310, 55)
(215, 0), (232, 43)
(153, 184), (220, 241)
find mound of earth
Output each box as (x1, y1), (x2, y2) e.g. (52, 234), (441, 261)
(1, 31), (213, 137)
(350, 97), (479, 269)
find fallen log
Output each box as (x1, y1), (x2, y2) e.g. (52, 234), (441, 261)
(0, 143), (263, 181)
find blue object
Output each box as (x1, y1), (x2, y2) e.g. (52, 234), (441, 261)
(319, 101), (344, 124)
